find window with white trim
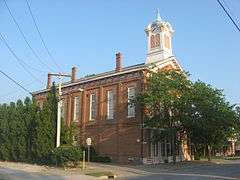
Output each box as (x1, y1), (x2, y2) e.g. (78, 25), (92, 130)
(107, 90), (114, 119)
(89, 93), (97, 121)
(127, 87), (135, 118)
(73, 96), (80, 122)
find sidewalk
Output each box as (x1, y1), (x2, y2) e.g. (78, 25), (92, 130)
(0, 161), (148, 179)
(0, 166), (97, 180)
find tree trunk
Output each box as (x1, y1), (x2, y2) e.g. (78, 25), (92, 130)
(207, 145), (212, 161)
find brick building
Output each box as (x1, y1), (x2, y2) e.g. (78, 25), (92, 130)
(33, 11), (191, 164)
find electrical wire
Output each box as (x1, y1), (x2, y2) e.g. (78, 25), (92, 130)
(0, 32), (46, 74)
(3, 0), (54, 73)
(0, 69), (32, 95)
(25, 0), (63, 72)
(0, 80), (36, 99)
(0, 32), (44, 84)
(217, 0), (240, 32)
(222, 0), (240, 25)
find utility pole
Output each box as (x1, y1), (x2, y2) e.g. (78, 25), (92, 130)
(48, 73), (71, 148)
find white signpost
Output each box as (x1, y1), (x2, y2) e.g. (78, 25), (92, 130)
(86, 138), (92, 163)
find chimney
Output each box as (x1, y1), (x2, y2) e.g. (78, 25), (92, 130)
(71, 66), (77, 82)
(115, 52), (122, 72)
(47, 73), (51, 89)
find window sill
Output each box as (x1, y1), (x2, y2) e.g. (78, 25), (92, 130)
(86, 120), (97, 126)
(127, 116), (136, 118)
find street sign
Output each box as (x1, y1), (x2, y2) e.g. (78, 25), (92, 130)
(86, 138), (92, 146)
(86, 138), (92, 163)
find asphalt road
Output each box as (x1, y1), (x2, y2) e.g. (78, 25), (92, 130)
(122, 173), (239, 180)
(121, 161), (240, 180)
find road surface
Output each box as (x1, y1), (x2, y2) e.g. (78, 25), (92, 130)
(120, 160), (240, 180)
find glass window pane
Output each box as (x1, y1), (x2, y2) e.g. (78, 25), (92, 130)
(107, 90), (114, 119)
(90, 93), (97, 120)
(127, 87), (135, 118)
(73, 97), (80, 122)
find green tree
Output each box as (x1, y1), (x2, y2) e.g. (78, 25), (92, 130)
(14, 100), (28, 161)
(0, 103), (11, 160)
(32, 83), (58, 163)
(136, 69), (192, 162)
(183, 81), (238, 161)
(0, 82), (80, 164)
(136, 69), (238, 162)
(23, 97), (39, 161)
(61, 122), (75, 146)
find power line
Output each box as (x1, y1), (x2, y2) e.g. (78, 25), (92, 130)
(217, 0), (240, 32)
(222, 0), (240, 25)
(0, 31), (46, 74)
(25, 0), (63, 71)
(0, 69), (32, 95)
(0, 80), (36, 99)
(3, 0), (54, 73)
(0, 32), (44, 84)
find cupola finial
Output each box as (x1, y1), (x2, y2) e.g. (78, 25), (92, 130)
(156, 8), (161, 21)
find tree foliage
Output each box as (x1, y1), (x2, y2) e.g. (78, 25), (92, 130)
(0, 83), (75, 164)
(183, 81), (239, 160)
(136, 69), (192, 162)
(136, 69), (239, 161)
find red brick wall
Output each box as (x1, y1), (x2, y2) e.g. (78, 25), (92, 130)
(33, 70), (145, 163)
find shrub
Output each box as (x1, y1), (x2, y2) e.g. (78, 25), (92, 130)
(194, 154), (201, 160)
(48, 146), (83, 167)
(84, 147), (111, 163)
(92, 156), (111, 163)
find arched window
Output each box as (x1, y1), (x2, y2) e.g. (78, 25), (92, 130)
(150, 35), (155, 48)
(155, 34), (160, 47)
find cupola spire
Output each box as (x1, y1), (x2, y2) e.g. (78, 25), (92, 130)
(156, 8), (161, 22)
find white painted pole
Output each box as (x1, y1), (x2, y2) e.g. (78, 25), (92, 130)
(56, 78), (62, 148)
(82, 150), (86, 170)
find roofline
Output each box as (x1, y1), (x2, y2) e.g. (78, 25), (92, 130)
(32, 63), (147, 95)
(32, 56), (182, 96)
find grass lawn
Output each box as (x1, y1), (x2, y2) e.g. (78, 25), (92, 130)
(224, 156), (240, 160)
(86, 171), (115, 177)
(196, 156), (240, 164)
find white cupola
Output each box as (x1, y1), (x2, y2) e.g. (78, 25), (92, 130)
(145, 9), (174, 64)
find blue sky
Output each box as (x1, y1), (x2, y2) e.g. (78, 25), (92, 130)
(0, 0), (239, 103)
